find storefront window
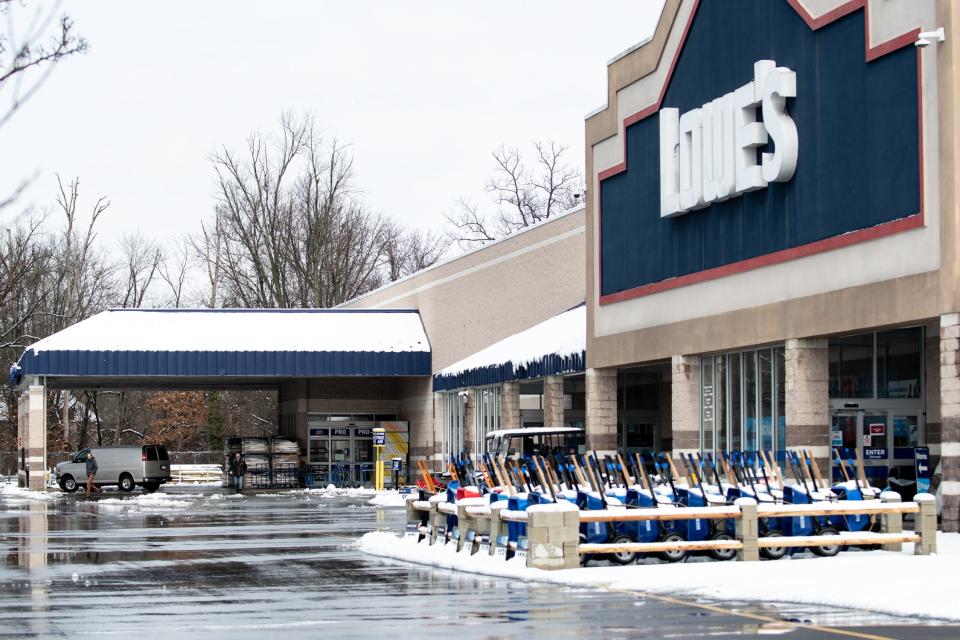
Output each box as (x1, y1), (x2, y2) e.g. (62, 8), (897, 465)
(474, 385), (501, 454)
(700, 359), (714, 451)
(759, 350), (773, 451)
(877, 328), (922, 399)
(829, 328), (923, 399)
(441, 392), (465, 457)
(701, 347), (784, 454)
(744, 352), (757, 450)
(728, 353), (742, 451)
(829, 334), (874, 398)
(775, 350), (786, 452)
(893, 415), (919, 447)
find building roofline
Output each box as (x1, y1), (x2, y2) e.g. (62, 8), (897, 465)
(339, 204), (585, 308)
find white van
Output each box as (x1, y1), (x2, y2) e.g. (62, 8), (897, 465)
(55, 445), (172, 493)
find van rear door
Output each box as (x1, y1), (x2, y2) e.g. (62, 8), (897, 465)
(144, 446), (172, 482)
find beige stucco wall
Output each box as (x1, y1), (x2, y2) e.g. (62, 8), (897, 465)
(585, 0), (956, 368)
(342, 208), (586, 371)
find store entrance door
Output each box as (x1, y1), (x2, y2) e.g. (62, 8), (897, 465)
(620, 411), (659, 457)
(829, 405), (924, 484)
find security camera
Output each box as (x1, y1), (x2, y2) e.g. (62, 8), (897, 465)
(916, 27), (945, 47)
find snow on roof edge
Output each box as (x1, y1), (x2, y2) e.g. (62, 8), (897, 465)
(436, 305), (586, 380)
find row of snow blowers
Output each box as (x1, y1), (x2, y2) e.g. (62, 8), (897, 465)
(412, 447), (882, 565)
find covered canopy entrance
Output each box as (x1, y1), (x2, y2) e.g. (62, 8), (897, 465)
(12, 308), (431, 490)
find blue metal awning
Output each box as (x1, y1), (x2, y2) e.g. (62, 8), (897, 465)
(432, 305), (585, 391)
(14, 308), (432, 381)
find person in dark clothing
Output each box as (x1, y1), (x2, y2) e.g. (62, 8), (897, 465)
(230, 453), (247, 493)
(85, 452), (101, 497)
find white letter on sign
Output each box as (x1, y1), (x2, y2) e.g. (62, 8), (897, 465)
(659, 108), (681, 218)
(761, 67), (798, 183)
(656, 59), (796, 218)
(679, 107), (705, 211)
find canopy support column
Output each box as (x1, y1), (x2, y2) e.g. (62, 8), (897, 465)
(18, 379), (47, 491)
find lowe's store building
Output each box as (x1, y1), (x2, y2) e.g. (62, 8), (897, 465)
(12, 0), (959, 532)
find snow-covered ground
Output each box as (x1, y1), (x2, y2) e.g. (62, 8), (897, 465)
(359, 529), (960, 622)
(0, 479), (406, 510)
(0, 481), (58, 501)
(366, 490), (408, 507)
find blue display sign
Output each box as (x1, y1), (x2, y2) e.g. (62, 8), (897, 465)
(392, 458), (402, 472)
(915, 447), (931, 493)
(373, 430), (386, 446)
(355, 428), (372, 437)
(331, 428), (349, 437)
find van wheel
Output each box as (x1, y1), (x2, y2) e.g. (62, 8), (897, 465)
(143, 481), (159, 493)
(60, 475), (78, 493)
(119, 473), (135, 492)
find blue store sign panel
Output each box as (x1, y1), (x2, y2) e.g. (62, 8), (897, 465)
(599, 1), (921, 303)
(863, 448), (888, 461)
(915, 446), (931, 493)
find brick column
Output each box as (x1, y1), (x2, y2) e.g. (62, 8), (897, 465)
(671, 355), (700, 453)
(25, 383), (47, 491)
(501, 381), (520, 429)
(543, 375), (565, 428)
(785, 338), (829, 471)
(585, 368), (617, 451)
(925, 327), (942, 470)
(463, 389), (475, 453)
(940, 313), (960, 532)
(431, 392), (444, 472)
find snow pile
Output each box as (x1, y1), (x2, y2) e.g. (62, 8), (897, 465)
(359, 531), (960, 622)
(361, 531), (532, 579)
(96, 493), (194, 510)
(306, 485), (379, 498)
(367, 491), (408, 507)
(436, 305), (585, 379)
(0, 482), (58, 501)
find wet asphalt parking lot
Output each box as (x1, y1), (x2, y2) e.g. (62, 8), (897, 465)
(0, 484), (957, 640)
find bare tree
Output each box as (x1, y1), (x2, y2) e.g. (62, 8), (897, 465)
(0, 1), (87, 210)
(383, 224), (448, 282)
(445, 140), (583, 250)
(192, 213), (223, 308)
(117, 233), (161, 308)
(159, 236), (192, 308)
(202, 111), (445, 308)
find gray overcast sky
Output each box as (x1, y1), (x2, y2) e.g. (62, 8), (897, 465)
(0, 1), (663, 248)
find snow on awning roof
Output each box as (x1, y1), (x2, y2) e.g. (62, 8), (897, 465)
(15, 308), (431, 379)
(433, 305), (585, 391)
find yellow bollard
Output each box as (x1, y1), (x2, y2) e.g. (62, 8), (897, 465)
(373, 427), (385, 491)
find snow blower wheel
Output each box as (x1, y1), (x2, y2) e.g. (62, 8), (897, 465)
(707, 532), (737, 561)
(759, 530), (788, 560)
(810, 526), (842, 557)
(609, 535), (638, 565)
(658, 532), (687, 563)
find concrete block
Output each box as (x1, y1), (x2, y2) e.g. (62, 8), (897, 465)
(548, 526), (579, 544)
(528, 527), (550, 544)
(563, 510), (580, 527)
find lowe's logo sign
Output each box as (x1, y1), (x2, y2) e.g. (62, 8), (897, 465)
(659, 60), (798, 218)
